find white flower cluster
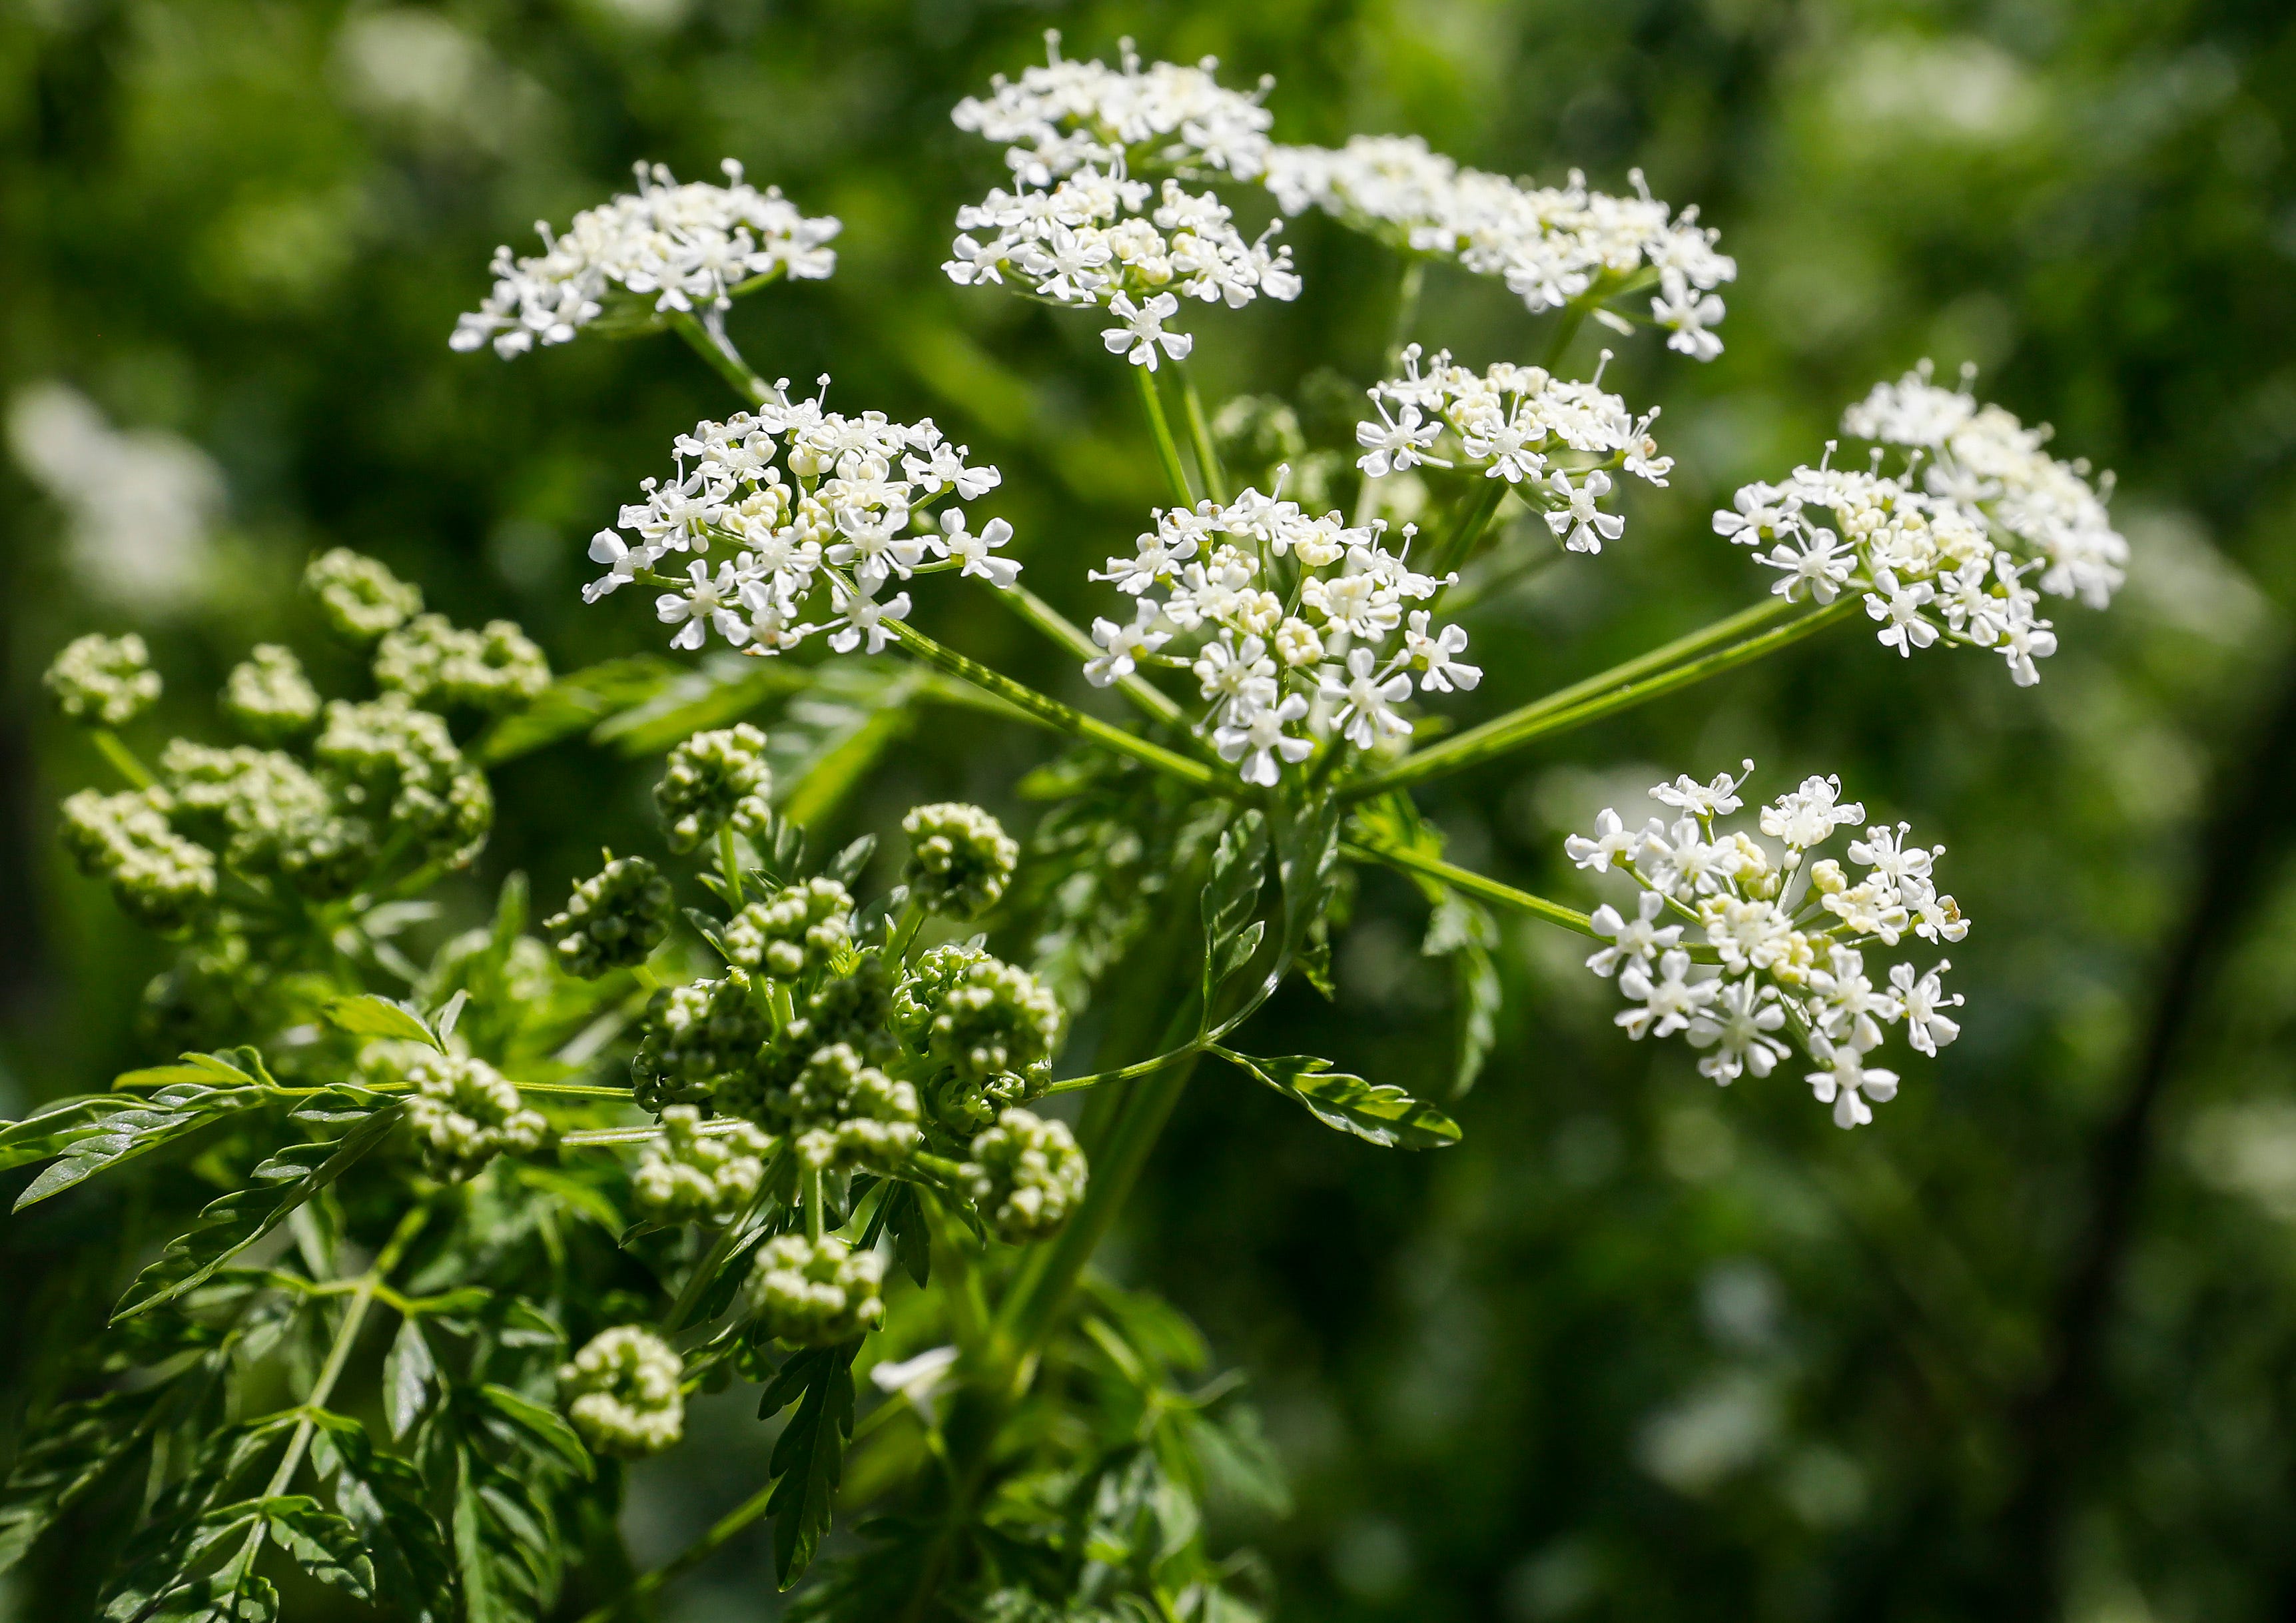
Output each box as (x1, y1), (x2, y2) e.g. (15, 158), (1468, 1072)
(1085, 482), (1477, 784)
(450, 161), (840, 359)
(585, 382), (1012, 656)
(1714, 366), (2125, 686)
(1566, 764), (1967, 1130)
(945, 167), (1301, 368)
(951, 31), (1275, 183)
(1357, 345), (1671, 552)
(1264, 135), (1736, 357)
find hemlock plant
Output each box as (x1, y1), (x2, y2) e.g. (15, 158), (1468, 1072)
(3, 34), (2125, 1623)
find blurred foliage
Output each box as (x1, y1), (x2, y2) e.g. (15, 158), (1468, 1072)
(3, 0), (2295, 1619)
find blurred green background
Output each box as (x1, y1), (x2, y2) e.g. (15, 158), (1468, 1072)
(5, 0), (2296, 1618)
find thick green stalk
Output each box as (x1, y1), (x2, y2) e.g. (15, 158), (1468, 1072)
(1175, 361), (1229, 503)
(882, 618), (1221, 790)
(988, 580), (1184, 728)
(671, 311), (771, 405)
(1134, 366), (1196, 506)
(1343, 596), (1853, 800)
(91, 728), (154, 790)
(1541, 301), (1590, 370)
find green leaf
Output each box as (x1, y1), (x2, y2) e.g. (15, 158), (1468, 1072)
(474, 1385), (593, 1480)
(11, 1082), (272, 1209)
(822, 833), (878, 889)
(318, 994), (440, 1050)
(264, 1495), (375, 1603)
(1199, 810), (1268, 1009)
(883, 1184), (931, 1289)
(1213, 1049), (1460, 1151)
(767, 1345), (857, 1588)
(308, 1414), (451, 1621)
(112, 1105), (402, 1320)
(0, 1388), (165, 1573)
(450, 1445), (562, 1623)
(593, 654), (807, 757)
(470, 654), (682, 765)
(385, 1321), (436, 1440)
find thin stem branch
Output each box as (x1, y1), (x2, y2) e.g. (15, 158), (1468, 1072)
(1343, 596), (1852, 800)
(1384, 257), (1426, 377)
(988, 581), (1184, 728)
(1342, 838), (1726, 963)
(1175, 361), (1228, 504)
(91, 728), (155, 790)
(670, 310), (771, 405)
(1133, 366), (1195, 506)
(1043, 1043), (1204, 1095)
(881, 616), (1222, 791)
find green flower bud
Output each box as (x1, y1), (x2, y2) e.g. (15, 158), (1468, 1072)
(312, 698), (488, 862)
(560, 1327), (683, 1457)
(159, 741), (332, 873)
(723, 877), (852, 981)
(276, 812), (380, 901)
(220, 644), (320, 742)
(548, 853), (673, 979)
(892, 945), (1061, 1127)
(631, 1105), (772, 1224)
(304, 548), (422, 642)
(57, 788), (216, 932)
(631, 973), (769, 1105)
(719, 1041), (920, 1171)
(747, 1234), (885, 1347)
(374, 614), (551, 713)
(655, 724), (771, 854)
(401, 1050), (548, 1181)
(45, 632), (162, 728)
(900, 802), (1018, 920)
(963, 1108), (1088, 1243)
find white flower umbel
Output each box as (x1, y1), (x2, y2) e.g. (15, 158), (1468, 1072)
(1085, 480), (1477, 784)
(945, 165), (1301, 350)
(451, 161), (839, 359)
(584, 379), (1011, 656)
(1263, 136), (1736, 352)
(1355, 346), (1668, 552)
(1566, 764), (1968, 1129)
(1715, 363), (2125, 686)
(951, 31), (1276, 184)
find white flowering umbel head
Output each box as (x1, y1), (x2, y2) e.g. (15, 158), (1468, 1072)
(304, 548), (422, 644)
(401, 1051), (549, 1179)
(45, 633), (163, 728)
(583, 384), (1010, 657)
(631, 1105), (771, 1225)
(963, 1107), (1088, 1243)
(655, 724), (772, 853)
(1086, 480), (1478, 784)
(901, 803), (1019, 920)
(749, 1233), (887, 1347)
(1566, 762), (1968, 1129)
(1715, 363), (2125, 686)
(1263, 136), (1736, 354)
(452, 161), (839, 359)
(560, 1327), (683, 1457)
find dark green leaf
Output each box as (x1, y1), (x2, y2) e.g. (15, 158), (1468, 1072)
(318, 994), (439, 1049)
(1200, 810), (1268, 1007)
(309, 1414), (451, 1620)
(768, 1346), (857, 1588)
(1214, 1049), (1460, 1150)
(885, 1183), (931, 1289)
(264, 1495), (375, 1603)
(112, 1105), (402, 1320)
(385, 1321), (436, 1440)
(469, 654), (681, 765)
(474, 1385), (593, 1480)
(0, 1388), (164, 1572)
(12, 1083), (271, 1209)
(823, 833), (878, 889)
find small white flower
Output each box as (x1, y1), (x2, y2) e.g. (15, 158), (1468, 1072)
(1687, 979), (1788, 1083)
(1652, 760), (1754, 818)
(1759, 776), (1866, 850)
(1864, 569), (1940, 657)
(939, 512), (1020, 588)
(584, 529), (649, 603)
(1102, 291), (1192, 370)
(1565, 808), (1639, 873)
(827, 578), (911, 654)
(1355, 399), (1446, 478)
(1317, 647), (1413, 750)
(1403, 610), (1481, 693)
(656, 560), (747, 651)
(1192, 634), (1278, 723)
(870, 1345), (962, 1429)
(1544, 469), (1624, 554)
(1084, 603), (1169, 686)
(1616, 949), (1718, 1039)
(1890, 961), (1963, 1057)
(1758, 528), (1854, 603)
(1214, 692), (1312, 786)
(1585, 889), (1681, 977)
(1652, 269), (1725, 362)
(1806, 1034), (1898, 1129)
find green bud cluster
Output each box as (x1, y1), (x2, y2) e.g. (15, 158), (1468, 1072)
(548, 853), (673, 979)
(220, 645), (322, 742)
(747, 1233), (886, 1347)
(723, 878), (853, 979)
(892, 944), (1062, 1129)
(374, 613), (552, 712)
(1210, 393), (1308, 476)
(45, 632), (163, 728)
(769, 1043), (921, 1173)
(313, 698), (492, 865)
(57, 788), (216, 932)
(159, 742), (334, 873)
(304, 548), (422, 642)
(559, 1327), (684, 1457)
(963, 1108), (1088, 1243)
(901, 802), (1018, 920)
(631, 1105), (773, 1223)
(632, 972), (771, 1107)
(655, 724), (772, 853)
(401, 1050), (548, 1180)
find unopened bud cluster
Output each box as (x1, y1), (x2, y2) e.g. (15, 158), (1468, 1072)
(901, 802), (1018, 919)
(632, 1105), (771, 1223)
(749, 1233), (887, 1346)
(45, 633), (163, 728)
(560, 1327), (685, 1456)
(548, 854), (673, 979)
(656, 724), (772, 853)
(400, 1051), (549, 1179)
(963, 1108), (1088, 1243)
(1568, 762), (1968, 1129)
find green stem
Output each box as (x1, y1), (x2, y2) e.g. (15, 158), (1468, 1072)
(881, 616), (1222, 792)
(805, 1168), (825, 1244)
(718, 825), (745, 907)
(90, 728), (154, 790)
(987, 581), (1184, 728)
(1042, 1043), (1204, 1095)
(1384, 256), (1427, 377)
(661, 1173), (776, 1335)
(1343, 839), (1729, 960)
(1134, 365), (1196, 506)
(671, 311), (771, 406)
(1541, 301), (1590, 371)
(1427, 478), (1509, 580)
(513, 1082), (638, 1102)
(1175, 360), (1228, 504)
(1343, 596), (1852, 801)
